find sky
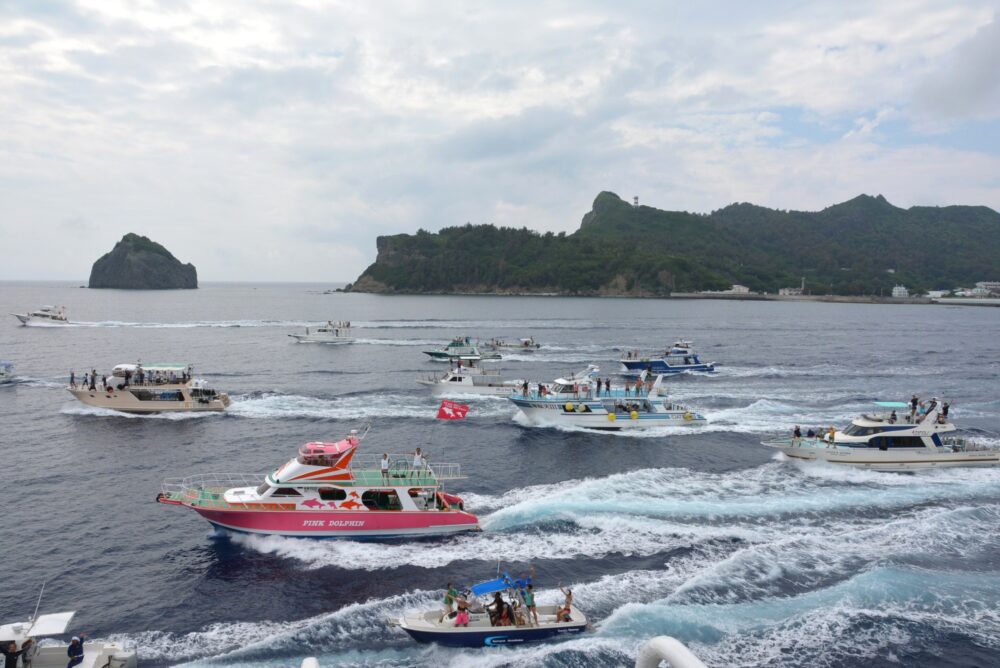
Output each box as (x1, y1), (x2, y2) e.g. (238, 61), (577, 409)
(1, 1), (999, 282)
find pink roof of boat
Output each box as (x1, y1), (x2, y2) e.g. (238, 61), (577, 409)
(299, 438), (357, 457)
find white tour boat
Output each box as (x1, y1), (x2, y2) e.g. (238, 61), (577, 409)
(1, 607), (136, 668)
(288, 320), (354, 344)
(509, 366), (707, 430)
(424, 337), (501, 363)
(0, 361), (13, 383)
(762, 399), (999, 471)
(67, 362), (230, 413)
(416, 365), (528, 397)
(11, 305), (69, 326)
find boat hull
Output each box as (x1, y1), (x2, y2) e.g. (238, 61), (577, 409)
(512, 403), (706, 430)
(621, 360), (715, 374)
(767, 442), (1000, 471)
(288, 334), (354, 344)
(11, 313), (68, 326)
(417, 379), (517, 397)
(68, 387), (230, 413)
(185, 506), (480, 538)
(401, 622), (586, 647)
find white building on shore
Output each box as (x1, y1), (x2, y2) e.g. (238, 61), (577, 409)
(892, 285), (909, 298)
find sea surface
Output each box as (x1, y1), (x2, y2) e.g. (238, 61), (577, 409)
(2, 282), (999, 668)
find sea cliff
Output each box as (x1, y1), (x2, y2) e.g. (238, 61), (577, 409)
(88, 233), (198, 289)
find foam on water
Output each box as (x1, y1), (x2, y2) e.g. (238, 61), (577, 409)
(228, 392), (513, 421)
(60, 404), (222, 420)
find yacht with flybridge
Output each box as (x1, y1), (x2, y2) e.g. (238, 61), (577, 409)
(763, 399), (999, 470)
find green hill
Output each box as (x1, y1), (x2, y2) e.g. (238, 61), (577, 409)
(348, 192), (1000, 296)
(89, 233), (198, 289)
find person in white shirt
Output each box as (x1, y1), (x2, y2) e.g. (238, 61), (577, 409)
(380, 453), (390, 483)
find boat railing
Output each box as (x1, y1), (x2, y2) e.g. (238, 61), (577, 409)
(350, 455), (465, 480)
(160, 473), (268, 509)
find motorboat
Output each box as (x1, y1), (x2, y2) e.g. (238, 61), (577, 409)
(67, 362), (230, 413)
(424, 336), (501, 363)
(157, 428), (480, 538)
(288, 320), (354, 344)
(509, 366), (707, 430)
(416, 364), (528, 397)
(11, 305), (69, 326)
(762, 399), (999, 471)
(395, 572), (587, 647)
(0, 361), (13, 383)
(483, 336), (541, 353)
(620, 340), (715, 375)
(0, 608), (136, 668)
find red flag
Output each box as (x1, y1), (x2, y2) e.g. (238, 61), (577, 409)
(437, 400), (470, 420)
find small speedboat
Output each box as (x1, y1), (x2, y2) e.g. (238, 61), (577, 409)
(0, 608), (136, 668)
(11, 305), (69, 326)
(158, 428), (479, 538)
(483, 336), (540, 353)
(416, 365), (527, 397)
(424, 336), (501, 363)
(762, 399), (999, 471)
(0, 361), (13, 383)
(288, 320), (354, 344)
(509, 366), (707, 430)
(620, 340), (715, 375)
(395, 572), (588, 647)
(67, 362), (230, 413)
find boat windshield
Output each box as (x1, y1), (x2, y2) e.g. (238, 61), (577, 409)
(842, 424), (885, 436)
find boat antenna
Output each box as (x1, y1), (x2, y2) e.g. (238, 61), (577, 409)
(30, 579), (48, 622)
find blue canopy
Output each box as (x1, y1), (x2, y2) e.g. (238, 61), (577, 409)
(874, 401), (909, 408)
(469, 573), (532, 596)
(470, 576), (509, 596)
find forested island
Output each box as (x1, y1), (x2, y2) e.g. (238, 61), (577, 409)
(89, 233), (198, 289)
(347, 192), (1000, 297)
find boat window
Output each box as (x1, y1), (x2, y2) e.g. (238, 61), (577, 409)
(844, 425), (882, 436)
(270, 487), (302, 497)
(450, 376), (462, 382)
(886, 436), (926, 448)
(319, 488), (347, 501)
(256, 483), (271, 496)
(362, 490), (402, 511)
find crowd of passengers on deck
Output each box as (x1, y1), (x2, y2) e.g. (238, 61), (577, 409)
(790, 396), (953, 445)
(69, 367), (191, 392)
(439, 577), (573, 629)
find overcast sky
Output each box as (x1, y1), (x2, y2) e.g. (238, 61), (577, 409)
(2, 1), (998, 282)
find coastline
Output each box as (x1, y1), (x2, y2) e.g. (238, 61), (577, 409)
(342, 288), (1000, 307)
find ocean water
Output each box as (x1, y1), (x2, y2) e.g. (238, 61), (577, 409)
(2, 281), (999, 668)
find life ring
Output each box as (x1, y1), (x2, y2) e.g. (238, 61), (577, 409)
(607, 412), (617, 422)
(630, 410), (639, 420)
(683, 412), (694, 421)
(565, 402), (574, 412)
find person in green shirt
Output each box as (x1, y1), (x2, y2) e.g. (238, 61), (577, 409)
(440, 583), (459, 622)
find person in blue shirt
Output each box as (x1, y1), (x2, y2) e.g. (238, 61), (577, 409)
(67, 634), (86, 668)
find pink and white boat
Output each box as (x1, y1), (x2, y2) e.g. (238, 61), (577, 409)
(157, 429), (480, 539)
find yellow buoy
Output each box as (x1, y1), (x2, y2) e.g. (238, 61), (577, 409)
(608, 412), (617, 421)
(565, 402), (574, 412)
(684, 412), (694, 421)
(630, 410), (639, 420)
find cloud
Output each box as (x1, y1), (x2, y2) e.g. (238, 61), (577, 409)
(0, 1), (998, 281)
(913, 14), (1000, 120)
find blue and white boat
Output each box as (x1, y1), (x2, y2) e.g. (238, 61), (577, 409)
(762, 399), (999, 471)
(509, 366), (707, 430)
(0, 361), (13, 383)
(620, 340), (715, 375)
(395, 573), (587, 648)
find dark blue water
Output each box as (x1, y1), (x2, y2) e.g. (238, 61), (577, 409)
(2, 282), (999, 667)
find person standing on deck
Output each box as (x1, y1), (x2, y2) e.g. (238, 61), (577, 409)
(380, 453), (390, 483)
